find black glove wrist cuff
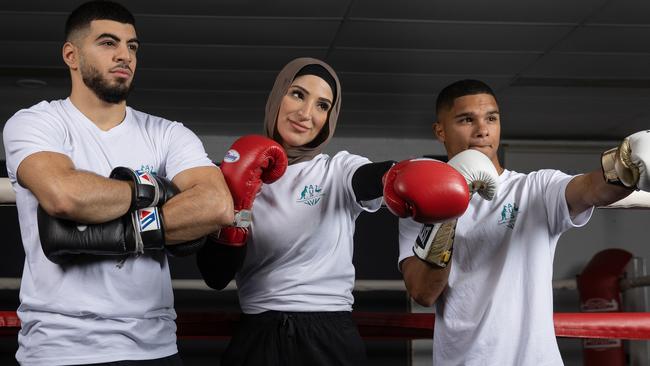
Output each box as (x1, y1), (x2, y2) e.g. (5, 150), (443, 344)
(133, 207), (166, 252)
(110, 167), (160, 211)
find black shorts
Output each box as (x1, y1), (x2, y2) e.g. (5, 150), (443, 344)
(221, 311), (367, 366)
(71, 353), (183, 366)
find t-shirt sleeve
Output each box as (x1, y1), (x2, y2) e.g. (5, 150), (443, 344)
(332, 151), (382, 212)
(535, 169), (593, 235)
(398, 217), (422, 270)
(2, 106), (67, 184)
(163, 122), (215, 180)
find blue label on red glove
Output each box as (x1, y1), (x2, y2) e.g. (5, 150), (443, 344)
(223, 149), (240, 163)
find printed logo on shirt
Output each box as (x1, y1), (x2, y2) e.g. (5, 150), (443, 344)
(497, 202), (519, 229)
(139, 164), (157, 175)
(297, 184), (326, 206)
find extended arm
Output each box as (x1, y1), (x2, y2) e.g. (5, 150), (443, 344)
(566, 171), (632, 217)
(566, 130), (650, 217)
(351, 160), (394, 201)
(197, 135), (286, 288)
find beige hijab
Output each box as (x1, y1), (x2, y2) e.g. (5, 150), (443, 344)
(264, 57), (342, 165)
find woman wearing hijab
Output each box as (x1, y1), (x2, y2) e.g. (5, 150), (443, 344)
(196, 57), (476, 366)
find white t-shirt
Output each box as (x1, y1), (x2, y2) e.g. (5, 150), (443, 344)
(399, 169), (593, 366)
(236, 151), (382, 314)
(3, 98), (213, 366)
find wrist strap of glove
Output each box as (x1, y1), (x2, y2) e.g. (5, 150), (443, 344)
(129, 211), (144, 254)
(111, 167), (161, 211)
(413, 220), (457, 268)
(602, 147), (626, 187)
(205, 210), (251, 247)
(233, 210), (252, 228)
(602, 141), (640, 189)
(130, 207), (166, 254)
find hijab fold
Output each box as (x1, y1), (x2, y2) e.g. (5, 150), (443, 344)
(264, 57), (341, 165)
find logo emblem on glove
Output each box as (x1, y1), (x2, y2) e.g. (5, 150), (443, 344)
(224, 149), (240, 163)
(139, 208), (161, 232)
(135, 170), (155, 186)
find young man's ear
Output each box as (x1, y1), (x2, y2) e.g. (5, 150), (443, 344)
(62, 42), (79, 70)
(432, 121), (445, 143)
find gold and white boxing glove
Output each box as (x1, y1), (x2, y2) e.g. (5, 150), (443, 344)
(413, 220), (457, 268)
(602, 130), (650, 191)
(448, 149), (499, 200)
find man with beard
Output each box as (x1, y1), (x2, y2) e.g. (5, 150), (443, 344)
(2, 1), (234, 365)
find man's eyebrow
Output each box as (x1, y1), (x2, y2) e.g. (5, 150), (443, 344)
(454, 112), (474, 119)
(453, 110), (500, 118)
(95, 33), (120, 42)
(95, 33), (140, 45)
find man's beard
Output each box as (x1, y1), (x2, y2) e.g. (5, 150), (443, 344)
(80, 60), (133, 104)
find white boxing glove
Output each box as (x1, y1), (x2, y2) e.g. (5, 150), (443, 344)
(602, 130), (650, 191)
(447, 149), (499, 200)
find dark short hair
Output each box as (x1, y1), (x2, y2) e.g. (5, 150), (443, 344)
(435, 79), (497, 117)
(65, 1), (135, 41)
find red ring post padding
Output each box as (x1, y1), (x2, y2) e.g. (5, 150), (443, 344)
(3, 311), (650, 340)
(577, 249), (632, 366)
(0, 311), (19, 337)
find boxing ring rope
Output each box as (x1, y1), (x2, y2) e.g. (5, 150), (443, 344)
(2, 310), (650, 340)
(0, 179), (14, 204)
(553, 276), (650, 292)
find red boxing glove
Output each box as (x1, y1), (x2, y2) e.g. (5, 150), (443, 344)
(383, 158), (470, 223)
(216, 135), (288, 246)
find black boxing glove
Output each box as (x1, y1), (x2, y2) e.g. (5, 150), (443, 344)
(166, 236), (207, 257)
(110, 167), (178, 211)
(38, 205), (166, 264)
